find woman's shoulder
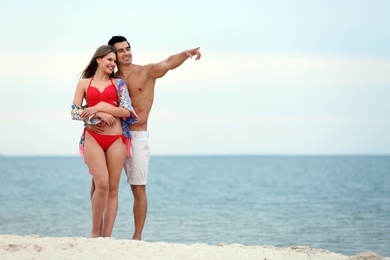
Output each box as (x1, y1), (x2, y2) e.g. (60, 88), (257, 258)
(112, 78), (126, 86)
(75, 78), (90, 90)
(78, 78), (91, 85)
(112, 77), (124, 81)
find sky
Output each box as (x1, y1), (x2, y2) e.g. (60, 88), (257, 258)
(0, 0), (390, 156)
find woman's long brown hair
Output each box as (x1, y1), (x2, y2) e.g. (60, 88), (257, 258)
(81, 45), (116, 79)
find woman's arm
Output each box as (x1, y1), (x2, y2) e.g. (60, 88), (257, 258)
(80, 79), (139, 122)
(116, 79), (139, 124)
(71, 79), (103, 124)
(82, 102), (130, 118)
(71, 80), (86, 120)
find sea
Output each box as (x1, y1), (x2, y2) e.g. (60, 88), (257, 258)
(0, 155), (389, 257)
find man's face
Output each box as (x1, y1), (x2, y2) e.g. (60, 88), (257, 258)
(114, 41), (132, 65)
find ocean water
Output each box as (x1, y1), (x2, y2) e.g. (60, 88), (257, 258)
(0, 155), (389, 256)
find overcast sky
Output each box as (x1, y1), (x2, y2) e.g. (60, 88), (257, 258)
(1, 0), (389, 156)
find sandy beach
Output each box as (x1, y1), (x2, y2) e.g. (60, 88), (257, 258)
(0, 235), (388, 260)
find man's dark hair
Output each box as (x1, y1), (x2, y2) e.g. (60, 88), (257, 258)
(108, 36), (131, 48)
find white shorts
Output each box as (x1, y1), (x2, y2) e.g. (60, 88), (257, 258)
(123, 131), (151, 185)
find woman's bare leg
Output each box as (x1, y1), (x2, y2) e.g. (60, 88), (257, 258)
(84, 133), (109, 238)
(103, 139), (126, 237)
(90, 180), (103, 236)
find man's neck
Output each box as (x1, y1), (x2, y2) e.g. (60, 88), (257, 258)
(117, 63), (134, 78)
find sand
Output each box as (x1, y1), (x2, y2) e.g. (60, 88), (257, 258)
(0, 235), (388, 260)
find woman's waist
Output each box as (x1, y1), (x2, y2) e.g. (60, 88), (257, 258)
(99, 122), (123, 135)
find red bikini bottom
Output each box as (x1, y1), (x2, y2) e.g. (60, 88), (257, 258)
(85, 129), (126, 151)
(84, 129), (131, 158)
(79, 129), (131, 175)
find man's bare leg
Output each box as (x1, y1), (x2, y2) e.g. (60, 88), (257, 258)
(131, 185), (147, 240)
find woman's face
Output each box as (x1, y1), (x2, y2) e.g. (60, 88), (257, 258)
(97, 52), (116, 75)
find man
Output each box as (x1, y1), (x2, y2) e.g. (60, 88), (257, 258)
(107, 36), (201, 240)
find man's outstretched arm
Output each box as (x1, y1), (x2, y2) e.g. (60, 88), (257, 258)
(149, 47), (201, 79)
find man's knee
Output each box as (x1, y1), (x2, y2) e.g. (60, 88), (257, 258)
(131, 185), (146, 198)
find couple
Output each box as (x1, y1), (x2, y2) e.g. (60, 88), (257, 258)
(71, 36), (201, 239)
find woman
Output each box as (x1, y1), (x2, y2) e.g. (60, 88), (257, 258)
(71, 45), (138, 237)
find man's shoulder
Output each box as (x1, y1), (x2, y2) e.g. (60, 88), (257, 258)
(118, 63), (153, 77)
(134, 63), (152, 71)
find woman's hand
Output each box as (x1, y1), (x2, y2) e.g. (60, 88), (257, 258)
(80, 106), (99, 119)
(97, 112), (116, 126)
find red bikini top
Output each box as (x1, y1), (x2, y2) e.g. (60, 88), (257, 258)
(87, 76), (118, 107)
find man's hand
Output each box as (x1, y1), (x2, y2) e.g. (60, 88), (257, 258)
(185, 47), (201, 60)
(86, 123), (105, 134)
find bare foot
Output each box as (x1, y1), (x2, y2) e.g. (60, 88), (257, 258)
(132, 235), (142, 241)
(90, 233), (100, 238)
